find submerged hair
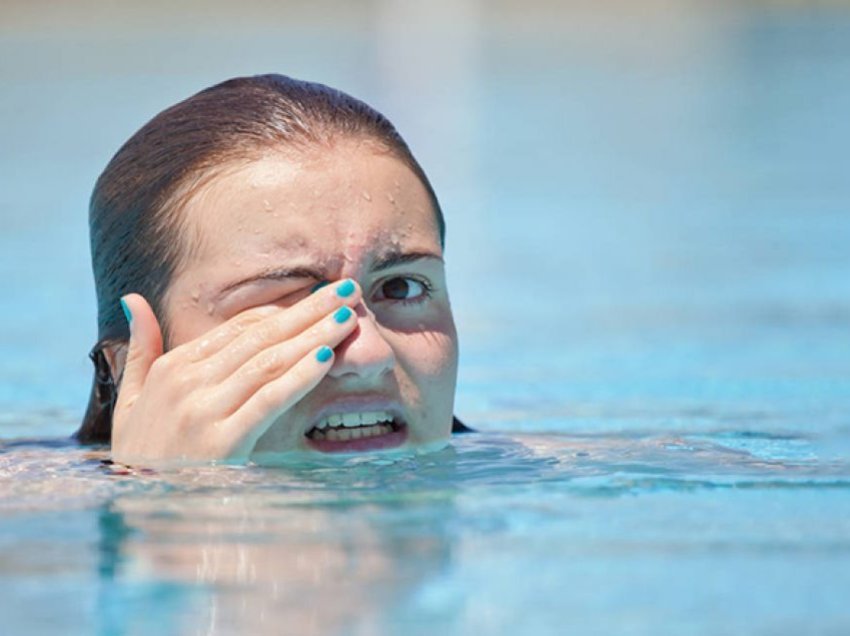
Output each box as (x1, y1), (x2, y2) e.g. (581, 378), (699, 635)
(77, 74), (445, 443)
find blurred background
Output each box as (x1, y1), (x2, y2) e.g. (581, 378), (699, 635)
(2, 0), (849, 438)
(3, 3), (850, 634)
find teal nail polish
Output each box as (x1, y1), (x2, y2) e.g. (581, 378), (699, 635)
(336, 279), (355, 298)
(120, 298), (132, 325)
(316, 346), (333, 363)
(311, 281), (329, 294)
(333, 306), (353, 323)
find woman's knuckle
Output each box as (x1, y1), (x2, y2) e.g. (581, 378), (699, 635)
(148, 355), (172, 379)
(237, 310), (267, 332)
(250, 321), (281, 348)
(251, 348), (288, 381)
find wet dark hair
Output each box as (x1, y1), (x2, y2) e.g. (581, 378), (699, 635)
(76, 73), (446, 444)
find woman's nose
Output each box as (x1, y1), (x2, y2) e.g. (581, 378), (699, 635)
(327, 303), (395, 381)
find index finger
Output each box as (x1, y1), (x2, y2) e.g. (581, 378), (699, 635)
(175, 278), (362, 364)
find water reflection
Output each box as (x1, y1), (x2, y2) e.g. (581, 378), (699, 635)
(92, 452), (472, 636)
(3, 432), (849, 635)
(81, 431), (848, 634)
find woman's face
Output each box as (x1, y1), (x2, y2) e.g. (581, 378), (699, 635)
(162, 140), (458, 458)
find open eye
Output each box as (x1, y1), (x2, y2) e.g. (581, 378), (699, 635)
(376, 276), (431, 303)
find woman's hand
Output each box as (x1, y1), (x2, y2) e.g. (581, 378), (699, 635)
(110, 279), (362, 465)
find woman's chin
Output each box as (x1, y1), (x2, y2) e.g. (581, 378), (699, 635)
(410, 436), (451, 455)
(248, 425), (451, 466)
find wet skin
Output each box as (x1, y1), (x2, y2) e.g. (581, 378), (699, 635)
(111, 139), (458, 464)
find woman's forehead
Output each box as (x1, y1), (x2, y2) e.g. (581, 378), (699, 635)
(179, 145), (441, 266)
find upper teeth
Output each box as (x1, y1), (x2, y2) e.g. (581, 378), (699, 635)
(315, 411), (395, 430)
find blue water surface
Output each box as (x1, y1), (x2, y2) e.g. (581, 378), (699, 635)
(2, 2), (850, 634)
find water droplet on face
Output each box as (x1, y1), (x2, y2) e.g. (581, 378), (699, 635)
(386, 192), (396, 204)
(205, 302), (215, 316)
(190, 289), (200, 303)
(262, 199), (273, 212)
(361, 191), (372, 202)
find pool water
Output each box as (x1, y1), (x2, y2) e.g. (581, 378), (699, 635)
(3, 431), (850, 635)
(2, 2), (850, 634)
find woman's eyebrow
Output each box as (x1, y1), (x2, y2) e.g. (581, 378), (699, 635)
(214, 265), (325, 300)
(214, 250), (442, 300)
(371, 249), (443, 272)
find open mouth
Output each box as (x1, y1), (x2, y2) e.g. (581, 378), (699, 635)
(304, 410), (408, 453)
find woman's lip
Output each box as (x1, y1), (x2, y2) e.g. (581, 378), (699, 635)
(304, 423), (408, 454)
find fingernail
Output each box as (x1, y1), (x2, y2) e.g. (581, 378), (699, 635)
(311, 281), (330, 294)
(120, 297), (133, 325)
(336, 279), (356, 298)
(316, 346), (333, 363)
(333, 306), (353, 323)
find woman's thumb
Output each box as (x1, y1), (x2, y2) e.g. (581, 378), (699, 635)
(117, 293), (163, 406)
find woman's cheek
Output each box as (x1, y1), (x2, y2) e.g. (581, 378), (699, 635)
(403, 327), (458, 444)
(396, 322), (458, 381)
